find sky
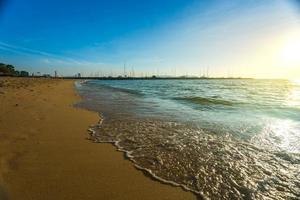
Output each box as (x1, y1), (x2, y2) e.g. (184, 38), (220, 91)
(0, 0), (300, 78)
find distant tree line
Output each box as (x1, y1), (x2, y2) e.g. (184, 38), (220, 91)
(0, 63), (29, 77)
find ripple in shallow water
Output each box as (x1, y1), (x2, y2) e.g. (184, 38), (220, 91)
(89, 118), (300, 200)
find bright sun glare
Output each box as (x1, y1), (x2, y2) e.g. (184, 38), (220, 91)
(280, 34), (300, 68)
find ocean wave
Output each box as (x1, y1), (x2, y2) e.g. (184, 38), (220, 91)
(90, 82), (144, 96)
(174, 96), (235, 106)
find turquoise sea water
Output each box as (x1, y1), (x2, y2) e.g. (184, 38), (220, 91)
(76, 79), (300, 199)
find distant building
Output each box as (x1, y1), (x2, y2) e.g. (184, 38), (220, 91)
(43, 74), (51, 78)
(74, 73), (81, 78)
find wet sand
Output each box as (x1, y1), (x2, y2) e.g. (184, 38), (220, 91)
(0, 77), (195, 200)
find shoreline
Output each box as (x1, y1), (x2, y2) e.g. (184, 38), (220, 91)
(86, 116), (203, 198)
(0, 77), (196, 200)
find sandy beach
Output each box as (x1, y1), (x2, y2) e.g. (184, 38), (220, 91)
(0, 77), (195, 200)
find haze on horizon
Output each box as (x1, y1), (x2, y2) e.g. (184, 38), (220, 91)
(0, 0), (300, 79)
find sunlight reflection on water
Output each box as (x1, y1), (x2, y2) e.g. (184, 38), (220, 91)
(250, 117), (300, 153)
(286, 80), (300, 107)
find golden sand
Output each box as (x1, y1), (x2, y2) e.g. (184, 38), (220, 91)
(0, 77), (195, 200)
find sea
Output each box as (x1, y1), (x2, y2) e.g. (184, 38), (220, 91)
(75, 79), (300, 200)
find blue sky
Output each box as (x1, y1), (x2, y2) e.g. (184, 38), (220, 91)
(0, 0), (300, 78)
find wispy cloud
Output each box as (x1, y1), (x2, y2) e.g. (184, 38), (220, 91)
(0, 41), (104, 67)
